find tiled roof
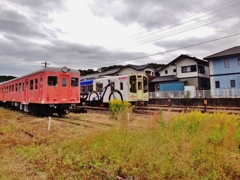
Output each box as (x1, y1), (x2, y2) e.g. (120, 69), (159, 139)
(159, 54), (208, 71)
(80, 68), (120, 80)
(150, 75), (178, 83)
(80, 64), (157, 80)
(204, 46), (240, 60)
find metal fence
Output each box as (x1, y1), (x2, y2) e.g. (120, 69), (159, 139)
(149, 89), (240, 99)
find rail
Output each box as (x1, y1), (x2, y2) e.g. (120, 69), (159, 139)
(149, 89), (240, 99)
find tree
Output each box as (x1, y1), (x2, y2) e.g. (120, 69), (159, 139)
(148, 63), (165, 68)
(0, 75), (16, 83)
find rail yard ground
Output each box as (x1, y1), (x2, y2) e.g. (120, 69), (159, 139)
(0, 108), (240, 179)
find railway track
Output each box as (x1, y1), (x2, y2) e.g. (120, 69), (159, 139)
(75, 105), (240, 115)
(52, 116), (115, 129)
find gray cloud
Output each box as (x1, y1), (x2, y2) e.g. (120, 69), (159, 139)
(1, 0), (240, 77)
(89, 0), (214, 29)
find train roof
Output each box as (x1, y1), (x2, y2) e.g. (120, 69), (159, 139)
(0, 66), (80, 85)
(80, 79), (94, 85)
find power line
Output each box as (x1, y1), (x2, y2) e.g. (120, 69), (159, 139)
(51, 0), (240, 61)
(88, 31), (240, 68)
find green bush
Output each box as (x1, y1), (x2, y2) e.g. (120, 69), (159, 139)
(109, 98), (132, 120)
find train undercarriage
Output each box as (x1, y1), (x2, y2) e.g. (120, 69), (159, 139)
(0, 101), (72, 117)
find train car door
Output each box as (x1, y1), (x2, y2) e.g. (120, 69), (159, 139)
(129, 75), (137, 101)
(2, 86), (5, 102)
(24, 79), (28, 104)
(59, 74), (70, 102)
(136, 75), (143, 100)
(39, 76), (43, 103)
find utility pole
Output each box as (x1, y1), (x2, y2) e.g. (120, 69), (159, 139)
(42, 62), (50, 67)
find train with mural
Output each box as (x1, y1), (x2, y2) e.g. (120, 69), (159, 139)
(80, 74), (149, 106)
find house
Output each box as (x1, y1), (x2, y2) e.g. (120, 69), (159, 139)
(204, 46), (240, 93)
(151, 54), (210, 93)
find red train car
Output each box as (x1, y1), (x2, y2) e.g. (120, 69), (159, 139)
(0, 66), (80, 116)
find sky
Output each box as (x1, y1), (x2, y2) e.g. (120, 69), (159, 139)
(0, 0), (240, 77)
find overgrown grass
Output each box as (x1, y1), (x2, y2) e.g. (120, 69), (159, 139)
(109, 98), (132, 121)
(1, 108), (240, 179)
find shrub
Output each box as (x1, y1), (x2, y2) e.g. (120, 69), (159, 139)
(109, 98), (132, 120)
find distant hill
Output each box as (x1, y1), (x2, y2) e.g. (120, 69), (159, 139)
(0, 75), (16, 83)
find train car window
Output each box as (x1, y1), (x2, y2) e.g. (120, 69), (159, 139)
(143, 76), (148, 93)
(22, 83), (24, 91)
(7, 86), (8, 93)
(71, 77), (79, 87)
(48, 76), (58, 86)
(96, 83), (103, 92)
(19, 83), (21, 92)
(9, 85), (11, 93)
(35, 79), (38, 89)
(30, 80), (33, 90)
(138, 82), (142, 90)
(40, 78), (42, 87)
(62, 77), (67, 87)
(12, 85), (14, 92)
(16, 84), (18, 91)
(130, 75), (136, 93)
(81, 86), (86, 93)
(87, 85), (93, 92)
(111, 82), (115, 91)
(120, 82), (123, 90)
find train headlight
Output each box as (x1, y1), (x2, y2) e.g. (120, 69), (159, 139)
(62, 66), (68, 73)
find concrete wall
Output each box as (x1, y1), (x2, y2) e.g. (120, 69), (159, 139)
(149, 98), (240, 107)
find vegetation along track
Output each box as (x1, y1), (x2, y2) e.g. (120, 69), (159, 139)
(76, 105), (240, 115)
(52, 116), (114, 129)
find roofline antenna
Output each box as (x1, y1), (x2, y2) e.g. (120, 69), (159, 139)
(42, 62), (50, 68)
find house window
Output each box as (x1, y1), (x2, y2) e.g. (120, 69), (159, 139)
(165, 70), (168, 74)
(215, 81), (220, 88)
(230, 80), (235, 88)
(224, 59), (229, 68)
(173, 69), (176, 73)
(145, 71), (151, 76)
(182, 65), (196, 73)
(198, 65), (205, 74)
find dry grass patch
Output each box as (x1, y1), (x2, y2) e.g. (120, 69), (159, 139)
(1, 108), (240, 179)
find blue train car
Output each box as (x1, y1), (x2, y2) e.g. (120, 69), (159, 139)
(80, 79), (94, 94)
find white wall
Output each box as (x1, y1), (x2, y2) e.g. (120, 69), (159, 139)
(176, 58), (198, 78)
(116, 67), (139, 75)
(116, 67), (156, 76)
(159, 65), (176, 77)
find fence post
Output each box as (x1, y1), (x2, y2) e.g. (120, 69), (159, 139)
(48, 116), (51, 131)
(203, 97), (207, 112)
